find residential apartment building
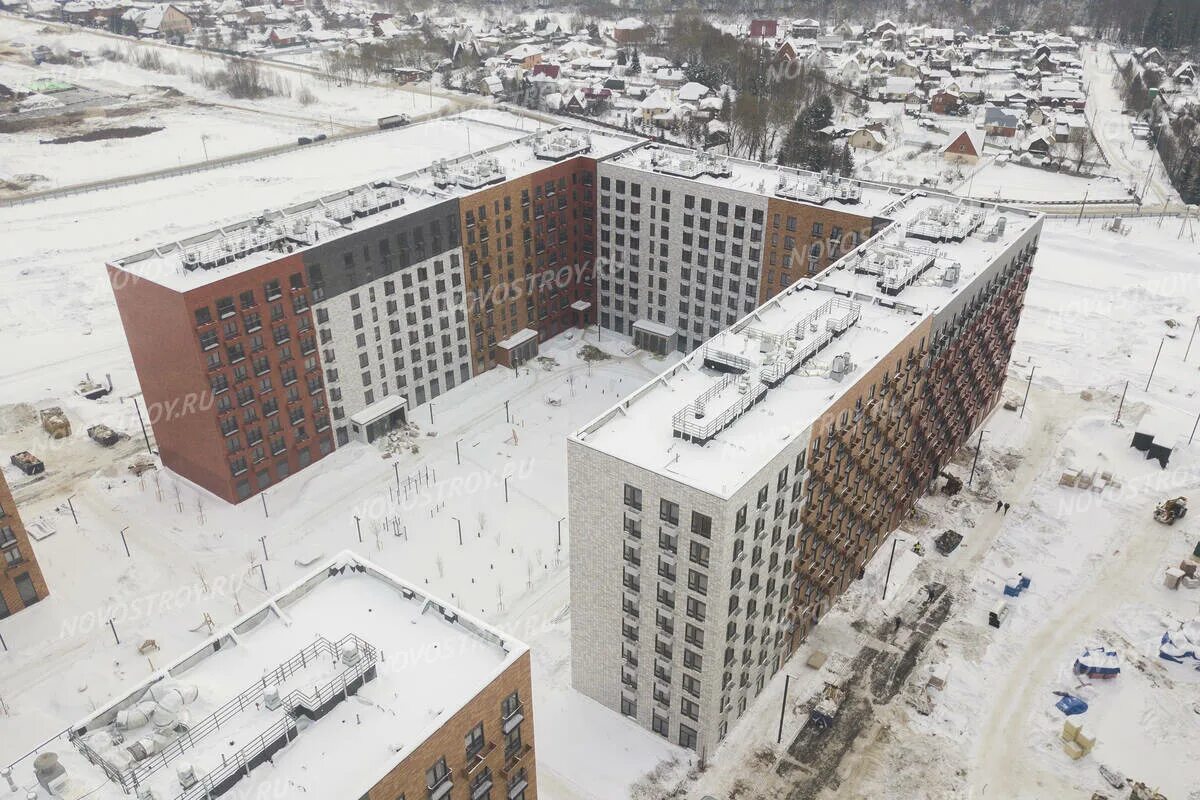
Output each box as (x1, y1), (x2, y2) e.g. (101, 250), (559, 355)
(0, 470), (49, 618)
(109, 123), (632, 503)
(6, 553), (535, 800)
(107, 114), (995, 507)
(594, 146), (897, 353)
(569, 193), (1041, 755)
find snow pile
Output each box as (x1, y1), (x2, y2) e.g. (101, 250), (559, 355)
(1158, 618), (1200, 664)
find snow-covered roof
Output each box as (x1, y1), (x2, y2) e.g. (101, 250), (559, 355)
(614, 17), (646, 30)
(572, 193), (1041, 496)
(113, 118), (640, 291)
(6, 552), (528, 800)
(677, 81), (709, 102)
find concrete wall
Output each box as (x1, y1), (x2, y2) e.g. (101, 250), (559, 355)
(595, 162), (769, 354)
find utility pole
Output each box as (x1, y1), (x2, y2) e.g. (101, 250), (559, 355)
(882, 537), (900, 600)
(452, 516), (463, 545)
(1184, 316), (1199, 362)
(1190, 410), (1200, 445)
(132, 396), (152, 454)
(557, 517), (564, 547)
(429, 403), (435, 425)
(119, 526), (131, 557)
(394, 461), (401, 495)
(456, 439), (462, 465)
(777, 674), (791, 744)
(1020, 365), (1036, 418)
(1115, 380), (1129, 425)
(504, 400), (510, 424)
(257, 563), (268, 591)
(66, 495), (78, 525)
(108, 619), (120, 645)
(968, 429), (986, 488)
(259, 535), (268, 561)
(504, 476), (510, 503)
(1146, 336), (1165, 392)
(261, 492), (269, 518)
(354, 515), (363, 543)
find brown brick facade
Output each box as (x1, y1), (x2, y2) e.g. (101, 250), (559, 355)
(109, 255), (332, 504)
(790, 318), (932, 646)
(759, 199), (879, 303)
(0, 470), (49, 618)
(460, 158), (596, 374)
(366, 651), (537, 800)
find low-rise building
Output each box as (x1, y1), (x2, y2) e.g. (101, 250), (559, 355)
(2, 552), (536, 800)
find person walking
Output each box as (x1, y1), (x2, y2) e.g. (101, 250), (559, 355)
(1003, 502), (1010, 514)
(996, 499), (1003, 512)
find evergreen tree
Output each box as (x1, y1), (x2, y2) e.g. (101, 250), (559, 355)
(630, 48), (640, 74)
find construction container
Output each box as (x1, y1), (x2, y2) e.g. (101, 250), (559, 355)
(1164, 567), (1185, 590)
(988, 601), (1009, 628)
(40, 407), (70, 439)
(1061, 718), (1082, 742)
(1063, 740), (1086, 760)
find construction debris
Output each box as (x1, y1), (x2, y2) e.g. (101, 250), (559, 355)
(40, 406), (70, 438)
(1153, 496), (1187, 525)
(10, 450), (45, 475)
(934, 529), (962, 555)
(87, 424), (119, 446)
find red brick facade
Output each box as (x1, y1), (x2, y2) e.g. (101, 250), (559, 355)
(0, 470), (49, 618)
(109, 255), (332, 503)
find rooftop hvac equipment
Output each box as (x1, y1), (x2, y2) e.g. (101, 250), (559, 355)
(906, 203), (986, 242)
(33, 752), (66, 792)
(941, 263), (961, 285)
(341, 640), (362, 666)
(176, 762), (197, 790)
(775, 172), (864, 205)
(534, 129), (592, 161)
(650, 148), (732, 180)
(263, 685), (282, 711)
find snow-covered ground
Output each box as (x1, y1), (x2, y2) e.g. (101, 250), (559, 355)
(2, 103), (1200, 800)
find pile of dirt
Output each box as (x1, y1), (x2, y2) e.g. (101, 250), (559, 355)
(44, 125), (162, 144)
(0, 403), (38, 434)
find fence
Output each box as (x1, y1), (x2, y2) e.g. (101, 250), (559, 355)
(70, 634), (377, 795)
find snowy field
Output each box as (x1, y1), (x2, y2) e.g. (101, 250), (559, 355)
(2, 105), (1200, 800)
(1, 22), (460, 195)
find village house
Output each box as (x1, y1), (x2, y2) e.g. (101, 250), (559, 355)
(941, 126), (985, 164)
(848, 127), (887, 151)
(981, 104), (1022, 137)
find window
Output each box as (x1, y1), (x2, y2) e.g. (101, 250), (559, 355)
(502, 690), (521, 719)
(624, 515), (642, 539)
(623, 484), (643, 510)
(687, 570), (708, 596)
(652, 712), (669, 737)
(465, 722), (485, 758)
(734, 505), (747, 530)
(686, 596), (706, 622)
(426, 757), (449, 792)
(689, 541), (710, 568)
(504, 725), (523, 759)
(621, 695), (637, 717)
(659, 499), (679, 526)
(690, 511), (712, 538)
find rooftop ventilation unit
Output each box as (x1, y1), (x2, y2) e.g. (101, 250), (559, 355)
(534, 129), (593, 161)
(650, 148), (732, 179)
(775, 172), (863, 205)
(906, 203), (985, 242)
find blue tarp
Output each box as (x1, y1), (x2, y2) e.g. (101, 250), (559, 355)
(1003, 574), (1032, 597)
(1055, 695), (1089, 716)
